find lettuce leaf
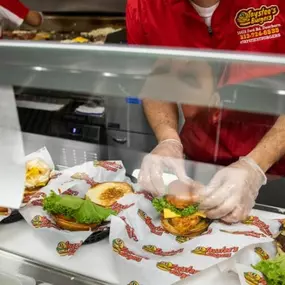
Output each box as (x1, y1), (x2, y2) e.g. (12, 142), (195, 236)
(73, 199), (115, 224)
(253, 253), (285, 285)
(43, 191), (116, 224)
(152, 197), (198, 217)
(43, 191), (83, 219)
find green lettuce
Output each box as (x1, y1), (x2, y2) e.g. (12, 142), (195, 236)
(253, 253), (285, 285)
(152, 197), (198, 217)
(43, 191), (116, 224)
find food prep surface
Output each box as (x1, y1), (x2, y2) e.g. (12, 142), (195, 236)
(0, 220), (118, 285)
(0, 209), (283, 285)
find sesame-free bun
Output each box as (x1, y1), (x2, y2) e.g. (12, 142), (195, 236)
(86, 182), (133, 207)
(53, 214), (98, 231)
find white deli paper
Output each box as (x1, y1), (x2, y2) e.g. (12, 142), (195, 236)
(109, 193), (282, 285)
(0, 86), (25, 209)
(0, 147), (54, 222)
(20, 160), (128, 257)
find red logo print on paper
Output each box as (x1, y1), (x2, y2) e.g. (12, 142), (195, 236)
(31, 215), (59, 229)
(143, 245), (183, 256)
(71, 172), (98, 187)
(121, 216), (138, 242)
(94, 161), (122, 172)
(137, 209), (165, 236)
(220, 229), (267, 238)
(56, 241), (82, 256)
(156, 262), (199, 279)
(112, 239), (148, 262)
(191, 246), (239, 258)
(243, 216), (272, 236)
(136, 190), (154, 201)
(111, 202), (135, 214)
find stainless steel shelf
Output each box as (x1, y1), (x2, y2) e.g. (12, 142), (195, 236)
(0, 249), (109, 285)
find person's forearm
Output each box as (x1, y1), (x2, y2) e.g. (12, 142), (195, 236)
(247, 115), (285, 172)
(143, 99), (180, 143)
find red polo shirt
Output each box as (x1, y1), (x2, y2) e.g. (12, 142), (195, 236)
(127, 0), (285, 175)
(0, 0), (29, 27)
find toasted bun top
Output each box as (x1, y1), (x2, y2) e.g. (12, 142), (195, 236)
(25, 158), (51, 188)
(165, 180), (198, 209)
(86, 182), (133, 207)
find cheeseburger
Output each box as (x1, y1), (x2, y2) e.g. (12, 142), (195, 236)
(43, 191), (115, 231)
(152, 180), (210, 237)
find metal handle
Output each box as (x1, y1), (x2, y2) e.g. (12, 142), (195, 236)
(112, 137), (127, 144)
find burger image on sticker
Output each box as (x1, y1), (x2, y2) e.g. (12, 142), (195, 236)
(244, 272), (267, 285)
(152, 180), (210, 237)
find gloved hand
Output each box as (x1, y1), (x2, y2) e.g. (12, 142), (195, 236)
(199, 157), (267, 223)
(138, 139), (195, 196)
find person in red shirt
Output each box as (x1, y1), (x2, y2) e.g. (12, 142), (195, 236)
(0, 0), (42, 28)
(127, 0), (285, 222)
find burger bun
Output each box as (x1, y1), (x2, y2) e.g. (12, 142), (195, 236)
(53, 214), (98, 231)
(86, 182), (133, 207)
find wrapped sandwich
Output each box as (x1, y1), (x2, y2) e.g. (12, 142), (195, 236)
(24, 158), (52, 203)
(152, 180), (210, 237)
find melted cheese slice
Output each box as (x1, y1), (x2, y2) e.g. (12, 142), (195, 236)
(163, 209), (206, 219)
(163, 209), (181, 218)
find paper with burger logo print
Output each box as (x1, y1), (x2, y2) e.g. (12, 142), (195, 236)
(20, 160), (128, 258)
(109, 192), (282, 285)
(0, 147), (55, 223)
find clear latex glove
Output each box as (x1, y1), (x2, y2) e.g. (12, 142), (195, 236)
(138, 139), (192, 196)
(199, 157), (267, 223)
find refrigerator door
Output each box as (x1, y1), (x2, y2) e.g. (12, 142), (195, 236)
(107, 129), (157, 174)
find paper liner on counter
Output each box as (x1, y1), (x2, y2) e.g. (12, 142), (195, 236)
(109, 193), (282, 285)
(0, 147), (54, 223)
(20, 160), (128, 257)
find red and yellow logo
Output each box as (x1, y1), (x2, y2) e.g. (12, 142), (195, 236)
(176, 236), (192, 244)
(191, 246), (239, 258)
(111, 202), (135, 214)
(71, 172), (98, 187)
(220, 229), (266, 239)
(29, 192), (47, 206)
(235, 5), (279, 28)
(94, 161), (123, 172)
(121, 216), (138, 242)
(244, 272), (267, 285)
(254, 247), (270, 260)
(138, 209), (165, 236)
(31, 215), (59, 229)
(156, 261), (199, 279)
(136, 190), (154, 201)
(61, 189), (79, 196)
(56, 241), (82, 256)
(112, 238), (148, 262)
(243, 216), (272, 236)
(143, 245), (183, 256)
